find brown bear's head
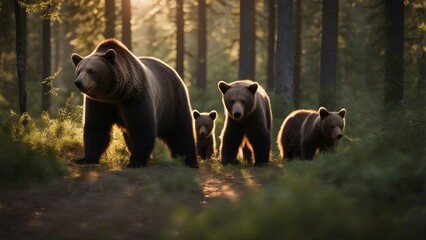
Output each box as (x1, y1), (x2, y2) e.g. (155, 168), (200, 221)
(71, 49), (116, 102)
(218, 80), (258, 121)
(318, 107), (346, 141)
(193, 110), (217, 138)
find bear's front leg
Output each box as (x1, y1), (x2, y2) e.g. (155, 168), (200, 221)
(75, 98), (115, 165)
(301, 140), (317, 160)
(319, 139), (338, 153)
(205, 143), (214, 160)
(78, 124), (114, 164)
(220, 119), (244, 165)
(246, 128), (271, 166)
(126, 122), (156, 168)
(118, 101), (157, 168)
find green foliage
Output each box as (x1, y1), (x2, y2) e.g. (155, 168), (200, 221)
(19, 0), (63, 21)
(0, 95), (84, 186)
(0, 112), (66, 185)
(42, 66), (62, 97)
(164, 106), (425, 239)
(168, 177), (363, 240)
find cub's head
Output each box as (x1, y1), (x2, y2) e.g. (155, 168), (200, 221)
(71, 49), (116, 102)
(218, 81), (258, 121)
(193, 110), (217, 138)
(318, 107), (346, 141)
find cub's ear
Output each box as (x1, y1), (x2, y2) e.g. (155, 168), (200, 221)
(218, 81), (231, 94)
(71, 53), (83, 66)
(319, 107), (329, 119)
(338, 108), (346, 118)
(193, 110), (200, 119)
(103, 49), (116, 63)
(209, 110), (217, 120)
(247, 82), (258, 95)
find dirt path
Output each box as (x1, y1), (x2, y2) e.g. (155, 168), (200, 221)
(0, 164), (275, 239)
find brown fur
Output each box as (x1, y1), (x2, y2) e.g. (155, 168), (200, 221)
(193, 110), (217, 160)
(218, 80), (272, 166)
(71, 39), (198, 168)
(277, 107), (346, 160)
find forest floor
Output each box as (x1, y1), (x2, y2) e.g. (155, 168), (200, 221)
(0, 160), (283, 240)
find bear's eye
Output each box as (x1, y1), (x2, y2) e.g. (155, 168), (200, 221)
(87, 69), (94, 75)
(241, 100), (246, 105)
(231, 100), (235, 104)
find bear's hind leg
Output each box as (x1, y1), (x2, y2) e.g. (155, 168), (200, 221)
(164, 120), (198, 168)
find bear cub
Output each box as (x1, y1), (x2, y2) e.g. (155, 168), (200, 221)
(277, 107), (346, 160)
(218, 80), (272, 166)
(193, 110), (217, 160)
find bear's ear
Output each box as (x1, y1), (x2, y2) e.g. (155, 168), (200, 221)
(103, 49), (116, 63)
(193, 110), (200, 119)
(338, 108), (346, 118)
(218, 81), (231, 94)
(209, 110), (217, 120)
(71, 53), (83, 66)
(319, 107), (329, 119)
(247, 82), (258, 95)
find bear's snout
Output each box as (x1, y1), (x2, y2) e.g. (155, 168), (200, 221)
(199, 126), (207, 137)
(233, 111), (242, 119)
(231, 103), (244, 120)
(74, 79), (83, 89)
(332, 127), (344, 140)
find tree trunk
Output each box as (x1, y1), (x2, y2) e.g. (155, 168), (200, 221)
(274, 0), (293, 104)
(418, 49), (426, 155)
(319, 0), (338, 110)
(122, 0), (131, 50)
(384, 0), (404, 111)
(42, 17), (51, 112)
(239, 0), (255, 80)
(176, 0), (184, 79)
(266, 0), (275, 90)
(54, 22), (60, 73)
(293, 0), (302, 108)
(14, 0), (27, 115)
(196, 0), (206, 89)
(105, 0), (115, 38)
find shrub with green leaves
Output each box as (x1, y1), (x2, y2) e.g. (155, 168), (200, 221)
(0, 101), (83, 185)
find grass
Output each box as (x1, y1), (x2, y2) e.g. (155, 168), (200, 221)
(165, 136), (424, 239)
(0, 95), (424, 239)
(0, 111), (70, 185)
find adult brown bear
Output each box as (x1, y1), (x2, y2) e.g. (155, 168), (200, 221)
(277, 107), (346, 160)
(218, 80), (272, 166)
(71, 39), (198, 168)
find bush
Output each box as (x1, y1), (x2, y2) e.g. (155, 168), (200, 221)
(0, 105), (82, 185)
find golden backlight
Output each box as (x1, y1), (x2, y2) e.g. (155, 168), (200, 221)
(133, 0), (152, 6)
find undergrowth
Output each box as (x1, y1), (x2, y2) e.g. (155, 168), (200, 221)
(0, 90), (424, 239)
(164, 108), (426, 239)
(0, 95), (83, 186)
